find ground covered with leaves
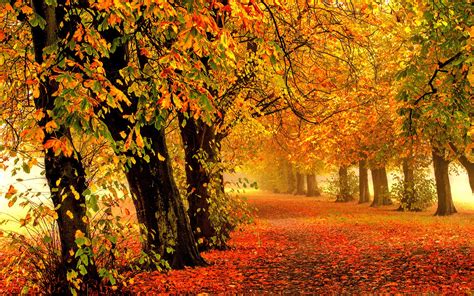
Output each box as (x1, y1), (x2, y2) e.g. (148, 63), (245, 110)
(130, 193), (473, 294)
(1, 193), (473, 294)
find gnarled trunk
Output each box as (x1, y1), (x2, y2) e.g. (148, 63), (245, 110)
(432, 148), (457, 216)
(459, 155), (474, 194)
(336, 166), (353, 202)
(358, 159), (370, 203)
(152, 128), (206, 267)
(306, 174), (320, 197)
(371, 166), (391, 207)
(30, 1), (98, 292)
(178, 114), (218, 250)
(295, 172), (305, 195)
(99, 29), (204, 266)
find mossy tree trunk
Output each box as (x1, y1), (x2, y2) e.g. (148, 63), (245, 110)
(336, 166), (353, 202)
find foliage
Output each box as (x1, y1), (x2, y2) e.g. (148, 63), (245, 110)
(0, 176), (163, 293)
(391, 171), (437, 212)
(324, 170), (359, 199)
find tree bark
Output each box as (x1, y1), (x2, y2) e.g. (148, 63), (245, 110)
(458, 155), (474, 194)
(336, 166), (353, 202)
(99, 28), (205, 266)
(295, 172), (305, 195)
(371, 166), (391, 206)
(286, 162), (296, 194)
(432, 148), (457, 216)
(358, 159), (370, 203)
(306, 174), (320, 197)
(30, 1), (98, 292)
(151, 128), (206, 268)
(398, 158), (417, 211)
(178, 114), (219, 250)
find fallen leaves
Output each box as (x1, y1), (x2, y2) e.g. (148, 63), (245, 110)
(127, 193), (473, 294)
(1, 193), (473, 294)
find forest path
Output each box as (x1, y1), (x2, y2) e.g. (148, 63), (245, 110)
(129, 192), (474, 294)
(240, 193), (473, 293)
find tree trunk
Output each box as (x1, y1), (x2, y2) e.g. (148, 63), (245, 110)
(125, 152), (169, 258)
(99, 29), (205, 266)
(152, 128), (206, 268)
(178, 114), (218, 250)
(306, 174), (320, 197)
(371, 166), (391, 207)
(459, 155), (474, 194)
(295, 172), (305, 195)
(358, 159), (370, 203)
(286, 162), (296, 194)
(336, 166), (353, 202)
(432, 148), (457, 216)
(30, 1), (98, 292)
(398, 158), (417, 211)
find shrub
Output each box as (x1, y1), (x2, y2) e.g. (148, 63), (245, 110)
(391, 170), (436, 211)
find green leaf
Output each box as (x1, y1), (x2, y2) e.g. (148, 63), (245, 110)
(78, 265), (87, 276)
(21, 162), (30, 174)
(45, 0), (58, 6)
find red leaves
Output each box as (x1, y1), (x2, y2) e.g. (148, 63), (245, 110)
(127, 193), (474, 294)
(1, 194), (472, 294)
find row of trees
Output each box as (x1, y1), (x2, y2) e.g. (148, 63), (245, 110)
(0, 0), (472, 294)
(241, 0), (473, 215)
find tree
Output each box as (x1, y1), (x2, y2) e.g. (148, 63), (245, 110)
(396, 0), (473, 215)
(11, 0), (100, 292)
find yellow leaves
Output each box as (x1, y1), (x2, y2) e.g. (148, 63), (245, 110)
(33, 84), (40, 98)
(66, 210), (74, 220)
(5, 185), (17, 199)
(124, 131), (133, 150)
(45, 120), (58, 133)
(44, 137), (73, 157)
(20, 5), (33, 15)
(469, 26), (474, 38)
(135, 128), (144, 148)
(73, 25), (84, 42)
(75, 229), (85, 239)
(70, 185), (80, 200)
(157, 153), (165, 161)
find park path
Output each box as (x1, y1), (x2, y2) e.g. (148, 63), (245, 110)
(130, 192), (473, 294)
(1, 192), (472, 294)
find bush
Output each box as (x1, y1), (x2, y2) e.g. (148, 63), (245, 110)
(324, 170), (359, 199)
(391, 170), (436, 211)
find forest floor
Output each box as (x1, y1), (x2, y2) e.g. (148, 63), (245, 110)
(1, 192), (473, 294)
(130, 192), (474, 294)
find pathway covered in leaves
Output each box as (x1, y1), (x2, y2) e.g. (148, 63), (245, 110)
(130, 193), (474, 294)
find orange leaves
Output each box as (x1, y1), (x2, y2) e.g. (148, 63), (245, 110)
(43, 137), (73, 157)
(5, 185), (17, 200)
